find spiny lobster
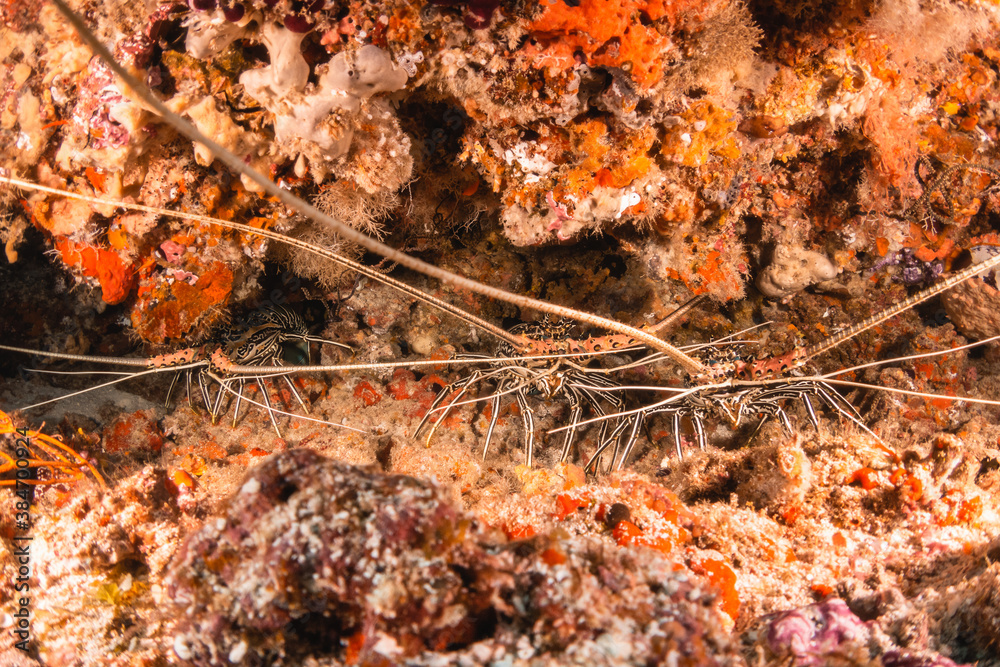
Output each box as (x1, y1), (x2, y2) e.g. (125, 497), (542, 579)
(164, 304), (353, 437)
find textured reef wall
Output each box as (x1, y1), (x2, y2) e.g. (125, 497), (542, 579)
(3, 0), (1000, 665)
(5, 0), (1000, 324)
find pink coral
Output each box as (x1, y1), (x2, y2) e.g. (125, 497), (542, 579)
(765, 599), (871, 665)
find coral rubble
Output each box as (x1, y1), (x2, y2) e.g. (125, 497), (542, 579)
(165, 449), (740, 665)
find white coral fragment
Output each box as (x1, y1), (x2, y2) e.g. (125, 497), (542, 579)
(757, 244), (840, 299)
(184, 8), (253, 59)
(239, 27), (410, 182)
(497, 141), (556, 184)
(239, 24), (310, 102)
(322, 45), (409, 110)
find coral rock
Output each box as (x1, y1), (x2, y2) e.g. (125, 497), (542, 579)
(163, 449), (739, 665)
(757, 244), (840, 300)
(941, 253), (1000, 340)
(760, 599), (874, 666)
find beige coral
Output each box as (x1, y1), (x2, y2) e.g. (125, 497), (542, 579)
(941, 278), (1000, 341)
(757, 244), (840, 300)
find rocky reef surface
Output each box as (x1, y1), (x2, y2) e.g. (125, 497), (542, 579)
(2, 0), (1000, 664)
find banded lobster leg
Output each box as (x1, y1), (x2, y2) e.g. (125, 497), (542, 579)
(414, 362), (559, 466)
(413, 300), (710, 467)
(599, 250), (1000, 468)
(205, 305), (353, 437)
(556, 373), (628, 467)
(583, 401), (709, 474)
(735, 381), (873, 444)
(0, 304), (353, 439)
(413, 318), (632, 467)
(579, 378), (871, 473)
(414, 364), (494, 446)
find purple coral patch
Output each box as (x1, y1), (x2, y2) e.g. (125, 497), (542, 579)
(70, 59), (131, 151)
(765, 599), (870, 666)
(283, 13), (314, 33)
(430, 0), (501, 29)
(221, 3), (245, 22)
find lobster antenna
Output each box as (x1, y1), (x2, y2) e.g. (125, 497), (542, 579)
(0, 342), (638, 376)
(49, 0), (708, 376)
(0, 343), (162, 367)
(647, 294), (707, 335)
(2, 177), (521, 348)
(11, 362), (206, 411)
(803, 251), (1000, 363)
(768, 376), (1000, 409)
(821, 332), (1000, 378)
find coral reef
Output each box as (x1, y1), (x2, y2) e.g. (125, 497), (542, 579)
(748, 598), (974, 667)
(4, 0), (1000, 323)
(3, 0), (1000, 665)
